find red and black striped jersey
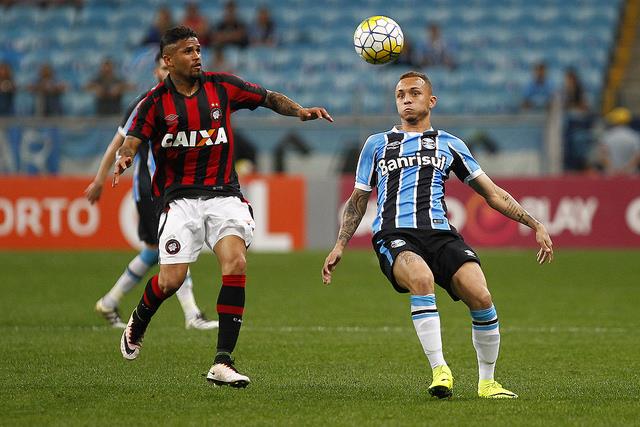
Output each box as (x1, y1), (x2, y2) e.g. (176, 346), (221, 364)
(127, 72), (266, 204)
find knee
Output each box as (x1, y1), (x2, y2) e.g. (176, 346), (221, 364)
(158, 271), (186, 293)
(468, 289), (493, 310)
(406, 270), (435, 295)
(221, 253), (247, 275)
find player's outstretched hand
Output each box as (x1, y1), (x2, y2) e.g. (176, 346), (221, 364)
(84, 181), (103, 204)
(112, 156), (132, 188)
(535, 224), (554, 264)
(299, 107), (334, 122)
(322, 247), (343, 285)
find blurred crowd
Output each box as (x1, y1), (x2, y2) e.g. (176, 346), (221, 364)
(0, 0), (83, 8)
(520, 60), (640, 175)
(141, 1), (276, 50)
(0, 1), (637, 175)
(0, 1), (275, 117)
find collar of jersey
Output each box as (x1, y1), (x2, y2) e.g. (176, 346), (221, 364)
(391, 126), (434, 135)
(164, 73), (205, 98)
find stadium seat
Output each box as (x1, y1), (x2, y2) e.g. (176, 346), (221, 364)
(64, 91), (95, 116)
(0, 0), (623, 115)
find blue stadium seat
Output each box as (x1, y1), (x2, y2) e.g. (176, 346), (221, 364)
(0, 0), (623, 115)
(64, 91), (95, 116)
(2, 5), (38, 28)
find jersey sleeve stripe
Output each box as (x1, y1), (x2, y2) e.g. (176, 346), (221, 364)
(355, 135), (379, 189)
(127, 94), (156, 141)
(355, 182), (372, 191)
(464, 169), (485, 184)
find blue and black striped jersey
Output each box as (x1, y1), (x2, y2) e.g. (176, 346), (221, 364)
(355, 127), (484, 234)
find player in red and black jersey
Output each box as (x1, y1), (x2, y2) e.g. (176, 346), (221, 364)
(85, 53), (218, 331)
(113, 26), (333, 387)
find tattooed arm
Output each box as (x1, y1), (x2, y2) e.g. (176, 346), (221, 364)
(469, 174), (554, 264)
(322, 188), (370, 284)
(262, 90), (334, 122)
(336, 189), (370, 248)
(112, 135), (143, 188)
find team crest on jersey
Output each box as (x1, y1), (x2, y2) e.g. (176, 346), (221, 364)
(390, 239), (406, 248)
(165, 114), (179, 126)
(210, 103), (222, 121)
(420, 136), (436, 150)
(165, 239), (181, 255)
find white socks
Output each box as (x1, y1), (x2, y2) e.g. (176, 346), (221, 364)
(470, 305), (500, 381)
(410, 294), (446, 369)
(100, 249), (201, 322)
(411, 294), (501, 381)
(175, 269), (201, 320)
(101, 248), (158, 309)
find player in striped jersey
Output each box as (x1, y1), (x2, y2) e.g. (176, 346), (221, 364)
(113, 26), (332, 387)
(85, 53), (217, 331)
(322, 71), (553, 399)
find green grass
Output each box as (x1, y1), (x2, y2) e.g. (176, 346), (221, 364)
(1, 249), (639, 426)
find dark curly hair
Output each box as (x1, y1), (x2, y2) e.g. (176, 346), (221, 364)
(160, 26), (198, 55)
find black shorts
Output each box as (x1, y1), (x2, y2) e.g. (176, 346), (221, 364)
(372, 228), (481, 301)
(136, 197), (163, 245)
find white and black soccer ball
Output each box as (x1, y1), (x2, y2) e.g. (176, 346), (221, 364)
(353, 16), (404, 65)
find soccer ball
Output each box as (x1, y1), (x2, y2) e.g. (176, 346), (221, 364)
(353, 16), (404, 65)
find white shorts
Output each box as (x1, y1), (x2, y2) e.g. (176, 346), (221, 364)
(158, 196), (255, 264)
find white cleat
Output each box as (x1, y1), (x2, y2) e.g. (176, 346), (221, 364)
(206, 361), (250, 388)
(186, 312), (219, 330)
(95, 298), (126, 329)
(120, 313), (146, 360)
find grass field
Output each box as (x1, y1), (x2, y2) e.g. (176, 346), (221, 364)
(1, 249), (639, 426)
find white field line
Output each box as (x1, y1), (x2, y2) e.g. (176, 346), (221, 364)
(3, 325), (633, 334)
(246, 325), (633, 334)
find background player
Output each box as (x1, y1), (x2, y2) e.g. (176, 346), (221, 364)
(322, 71), (553, 399)
(113, 26), (333, 387)
(85, 53), (218, 331)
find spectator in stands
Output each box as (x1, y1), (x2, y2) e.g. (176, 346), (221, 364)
(209, 46), (234, 74)
(561, 68), (592, 171)
(211, 0), (249, 49)
(392, 37), (419, 67)
(234, 131), (258, 177)
(561, 67), (589, 113)
(29, 63), (66, 116)
(0, 61), (15, 116)
(417, 23), (456, 69)
(521, 62), (554, 110)
(141, 7), (174, 46)
(85, 59), (130, 115)
(250, 6), (276, 46)
(596, 107), (640, 175)
(181, 2), (210, 46)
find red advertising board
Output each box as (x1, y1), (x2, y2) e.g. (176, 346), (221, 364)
(340, 176), (640, 248)
(0, 175), (305, 250)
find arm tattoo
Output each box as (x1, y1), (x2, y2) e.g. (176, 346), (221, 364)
(262, 90), (302, 117)
(337, 190), (369, 246)
(499, 193), (539, 228)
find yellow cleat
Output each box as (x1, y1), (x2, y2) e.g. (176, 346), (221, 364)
(478, 380), (518, 399)
(428, 365), (453, 399)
